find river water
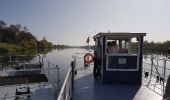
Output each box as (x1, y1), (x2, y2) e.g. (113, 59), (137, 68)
(43, 48), (89, 84)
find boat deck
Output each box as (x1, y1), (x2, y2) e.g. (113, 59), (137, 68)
(73, 66), (163, 100)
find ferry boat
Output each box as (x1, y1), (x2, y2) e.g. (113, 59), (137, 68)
(57, 32), (170, 100)
(0, 32), (170, 100)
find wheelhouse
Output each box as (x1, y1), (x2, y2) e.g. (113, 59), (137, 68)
(93, 32), (146, 84)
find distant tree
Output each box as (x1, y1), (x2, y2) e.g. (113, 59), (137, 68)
(0, 20), (7, 28)
(16, 24), (22, 30)
(0, 29), (17, 44)
(53, 45), (57, 49)
(37, 40), (47, 49)
(37, 39), (53, 49)
(20, 39), (37, 50)
(18, 31), (36, 43)
(53, 44), (70, 48)
(9, 24), (19, 33)
(47, 42), (53, 48)
(0, 47), (8, 55)
(23, 26), (28, 32)
(0, 20), (54, 55)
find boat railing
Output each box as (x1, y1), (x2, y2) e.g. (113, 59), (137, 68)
(57, 53), (87, 100)
(143, 55), (170, 96)
(57, 61), (75, 100)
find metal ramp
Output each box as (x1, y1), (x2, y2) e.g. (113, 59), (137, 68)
(0, 55), (60, 100)
(0, 74), (48, 86)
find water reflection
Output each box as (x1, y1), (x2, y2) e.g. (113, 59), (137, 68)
(38, 48), (53, 55)
(44, 48), (89, 84)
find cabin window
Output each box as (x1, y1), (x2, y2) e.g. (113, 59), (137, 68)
(105, 37), (140, 55)
(106, 38), (131, 54)
(131, 37), (139, 54)
(105, 37), (140, 71)
(120, 40), (129, 53)
(106, 39), (119, 54)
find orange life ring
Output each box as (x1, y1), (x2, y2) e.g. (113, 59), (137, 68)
(84, 53), (94, 64)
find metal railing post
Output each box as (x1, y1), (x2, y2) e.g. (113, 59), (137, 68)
(42, 56), (44, 67)
(47, 61), (50, 75)
(147, 55), (154, 86)
(53, 65), (60, 100)
(16, 55), (18, 62)
(10, 56), (11, 68)
(74, 56), (76, 69)
(56, 65), (60, 93)
(150, 55), (154, 79)
(163, 58), (166, 95)
(48, 61), (50, 68)
(71, 61), (74, 91)
(38, 55), (41, 63)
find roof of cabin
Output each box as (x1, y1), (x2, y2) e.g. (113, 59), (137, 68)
(93, 32), (146, 39)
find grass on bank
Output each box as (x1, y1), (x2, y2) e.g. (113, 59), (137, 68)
(0, 43), (24, 55)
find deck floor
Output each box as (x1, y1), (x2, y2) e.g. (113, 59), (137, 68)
(73, 66), (163, 100)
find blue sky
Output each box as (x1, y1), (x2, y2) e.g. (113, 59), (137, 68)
(0, 0), (170, 46)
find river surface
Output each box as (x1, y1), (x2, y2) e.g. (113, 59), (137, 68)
(43, 48), (89, 84)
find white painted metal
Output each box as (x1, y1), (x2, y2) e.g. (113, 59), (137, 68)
(57, 67), (72, 100)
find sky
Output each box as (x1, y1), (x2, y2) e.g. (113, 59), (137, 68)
(0, 0), (170, 46)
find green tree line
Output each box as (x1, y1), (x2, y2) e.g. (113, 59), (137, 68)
(131, 40), (170, 55)
(0, 20), (53, 55)
(53, 44), (70, 49)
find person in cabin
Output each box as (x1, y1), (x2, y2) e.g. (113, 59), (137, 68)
(107, 42), (112, 53)
(107, 41), (119, 53)
(93, 38), (101, 80)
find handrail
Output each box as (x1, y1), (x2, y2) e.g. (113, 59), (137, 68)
(57, 61), (74, 100)
(143, 55), (170, 96)
(144, 55), (170, 61)
(57, 60), (76, 100)
(57, 67), (72, 100)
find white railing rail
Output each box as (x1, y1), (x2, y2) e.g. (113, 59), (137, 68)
(57, 52), (91, 100)
(57, 67), (73, 100)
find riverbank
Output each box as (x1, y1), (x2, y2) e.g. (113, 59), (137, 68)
(0, 43), (24, 55)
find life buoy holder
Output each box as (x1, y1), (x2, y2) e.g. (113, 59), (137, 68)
(84, 53), (94, 64)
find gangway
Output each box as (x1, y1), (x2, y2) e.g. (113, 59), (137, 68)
(0, 55), (61, 100)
